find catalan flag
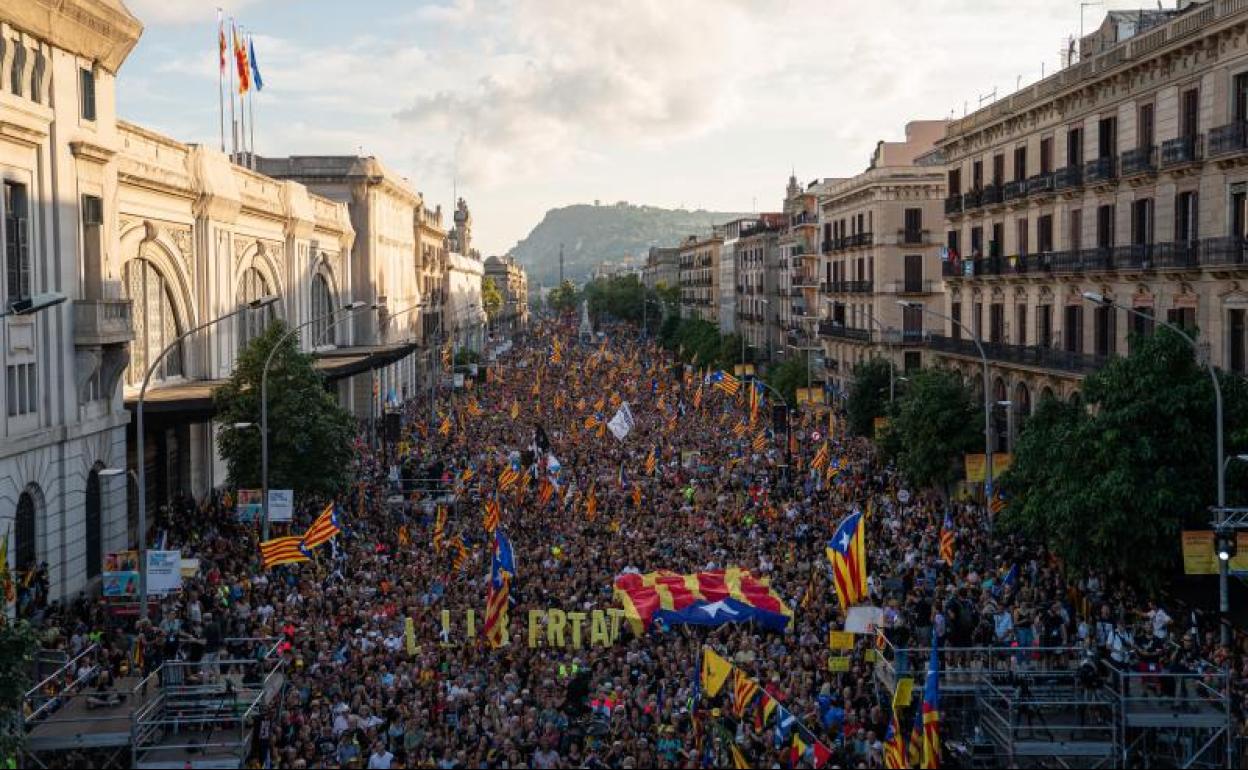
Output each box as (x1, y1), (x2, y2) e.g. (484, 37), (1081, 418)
(729, 743), (751, 770)
(632, 482), (642, 509)
(510, 400), (520, 420)
(131, 634), (145, 672)
(497, 466), (521, 492)
(397, 525), (411, 548)
(884, 710), (907, 769)
(232, 22), (250, 94)
(449, 536), (470, 570)
(811, 441), (830, 472)
(483, 498), (501, 534)
(549, 339), (562, 365)
(752, 430), (767, 453)
(613, 567), (792, 633)
(594, 396), (605, 413)
(709, 370), (741, 396)
(922, 637), (942, 769)
(990, 487), (1007, 514)
(940, 511), (955, 564)
(700, 646), (733, 697)
(259, 536), (310, 570)
(732, 420), (748, 438)
(909, 705), (924, 769)
(584, 414), (601, 430)
(438, 414), (453, 437)
(585, 483), (598, 521)
(730, 669), (760, 718)
(645, 445), (658, 475)
(301, 502), (342, 550)
(483, 529), (515, 649)
(432, 506), (447, 552)
(442, 343), (453, 368)
(826, 511), (867, 611)
(537, 478), (555, 506)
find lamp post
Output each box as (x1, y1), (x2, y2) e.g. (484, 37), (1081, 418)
(136, 294), (277, 618)
(1081, 291), (1229, 645)
(899, 300), (994, 502)
(0, 292), (67, 318)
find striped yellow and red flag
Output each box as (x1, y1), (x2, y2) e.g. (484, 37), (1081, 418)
(301, 502), (342, 550)
(752, 431), (767, 453)
(585, 484), (598, 521)
(484, 574), (510, 648)
(259, 536), (309, 570)
(811, 441), (830, 472)
(730, 669), (761, 718)
(432, 506), (447, 553)
(632, 483), (642, 509)
(483, 498), (501, 534)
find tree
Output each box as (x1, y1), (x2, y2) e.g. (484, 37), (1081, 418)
(1002, 331), (1248, 586)
(886, 368), (980, 492)
(214, 321), (357, 499)
(547, 279), (579, 314)
(0, 620), (37, 761)
(766, 358), (807, 408)
(845, 358), (894, 437)
(481, 277), (503, 322)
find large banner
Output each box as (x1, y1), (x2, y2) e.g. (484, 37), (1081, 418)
(1182, 530), (1248, 575)
(102, 551), (139, 598)
(964, 453), (1013, 482)
(146, 550), (183, 595)
(268, 489), (294, 523)
(607, 402), (635, 441)
(237, 489), (263, 522)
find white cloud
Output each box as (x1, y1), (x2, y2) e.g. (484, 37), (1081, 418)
(125, 0), (263, 26)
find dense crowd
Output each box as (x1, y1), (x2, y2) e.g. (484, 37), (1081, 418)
(16, 316), (1248, 769)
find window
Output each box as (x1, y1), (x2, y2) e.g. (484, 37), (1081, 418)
(1131, 198), (1153, 246)
(989, 303), (1004, 344)
(948, 169), (961, 197)
(1230, 308), (1246, 375)
(1064, 305), (1084, 353)
(972, 160), (983, 190)
(973, 301), (984, 340)
(903, 208), (922, 243)
(4, 181), (30, 303)
(1181, 88), (1199, 138)
(1037, 214), (1053, 253)
(1015, 303), (1028, 346)
(14, 492), (36, 580)
(903, 254), (922, 292)
(1139, 103), (1154, 148)
(30, 50), (45, 104)
(1037, 304), (1053, 348)
(1096, 204), (1115, 249)
(992, 154), (1005, 186)
(951, 302), (962, 341)
(85, 468), (102, 579)
(970, 226), (983, 257)
(1067, 127), (1083, 167)
(1167, 306), (1196, 332)
(1013, 146), (1027, 181)
(10, 40), (25, 97)
(1093, 304), (1117, 356)
(311, 273), (336, 346)
(237, 267), (274, 348)
(1016, 218), (1029, 257)
(904, 351), (921, 373)
(1236, 72), (1248, 123)
(1069, 208), (1083, 251)
(902, 304), (923, 336)
(947, 230), (960, 258)
(1040, 137), (1053, 174)
(991, 222), (1004, 259)
(1175, 191), (1198, 244)
(124, 258), (184, 387)
(1129, 304), (1155, 352)
(6, 363), (37, 416)
(1098, 116), (1118, 158)
(80, 67), (96, 121)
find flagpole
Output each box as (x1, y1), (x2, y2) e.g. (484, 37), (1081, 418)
(237, 24), (247, 167)
(228, 18), (237, 161)
(248, 60), (256, 169)
(217, 8), (224, 153)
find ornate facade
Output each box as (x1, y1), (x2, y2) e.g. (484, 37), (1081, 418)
(484, 255), (529, 338)
(678, 233), (721, 324)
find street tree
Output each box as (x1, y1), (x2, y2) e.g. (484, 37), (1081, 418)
(846, 358), (894, 437)
(547, 279), (579, 314)
(1002, 330), (1248, 586)
(0, 620), (36, 761)
(214, 321), (356, 499)
(766, 358), (807, 408)
(481, 276), (503, 322)
(886, 367), (980, 492)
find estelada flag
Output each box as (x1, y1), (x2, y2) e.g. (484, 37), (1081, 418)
(260, 536), (309, 570)
(613, 567), (792, 634)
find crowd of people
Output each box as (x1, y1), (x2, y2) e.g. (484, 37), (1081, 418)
(14, 315), (1248, 769)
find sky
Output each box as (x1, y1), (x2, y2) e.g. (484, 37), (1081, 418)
(117, 0), (1152, 257)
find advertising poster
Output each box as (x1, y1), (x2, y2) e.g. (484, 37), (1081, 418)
(146, 550), (183, 595)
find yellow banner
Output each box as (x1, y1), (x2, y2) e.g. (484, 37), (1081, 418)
(828, 630), (855, 650)
(893, 677), (914, 709)
(964, 453), (1013, 482)
(827, 656), (851, 672)
(405, 616), (416, 656)
(734, 364), (756, 378)
(796, 387), (826, 405)
(1183, 531), (1248, 575)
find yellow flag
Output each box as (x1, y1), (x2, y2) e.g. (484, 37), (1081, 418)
(730, 743), (751, 770)
(700, 646), (733, 698)
(510, 401), (520, 420)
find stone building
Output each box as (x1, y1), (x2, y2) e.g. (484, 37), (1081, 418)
(678, 233), (722, 324)
(777, 177), (835, 377)
(938, 0), (1248, 450)
(816, 120), (946, 394)
(735, 214), (785, 361)
(643, 245), (680, 291)
(484, 255), (529, 338)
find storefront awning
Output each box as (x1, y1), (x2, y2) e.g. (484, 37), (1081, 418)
(313, 342), (423, 381)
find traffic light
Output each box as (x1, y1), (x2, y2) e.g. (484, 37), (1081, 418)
(1216, 530), (1237, 562)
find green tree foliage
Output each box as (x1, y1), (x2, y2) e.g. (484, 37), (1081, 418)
(659, 318), (735, 369)
(214, 321), (356, 499)
(887, 368), (980, 492)
(766, 358), (808, 408)
(654, 283), (680, 315)
(546, 280), (579, 314)
(846, 357), (894, 437)
(0, 620), (37, 761)
(481, 276), (503, 321)
(583, 274), (647, 322)
(1002, 331), (1248, 586)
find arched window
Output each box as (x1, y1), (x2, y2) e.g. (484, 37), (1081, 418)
(238, 268), (274, 348)
(85, 467), (102, 579)
(14, 491), (35, 576)
(1069, 391), (1082, 408)
(311, 273), (335, 346)
(1040, 386), (1056, 403)
(125, 258), (184, 387)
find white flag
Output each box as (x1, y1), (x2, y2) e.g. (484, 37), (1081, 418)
(607, 402), (635, 441)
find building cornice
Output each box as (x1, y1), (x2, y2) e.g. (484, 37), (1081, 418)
(1, 0), (142, 74)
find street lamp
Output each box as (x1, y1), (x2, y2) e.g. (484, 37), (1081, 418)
(899, 300), (994, 502)
(260, 301), (367, 540)
(135, 294), (278, 617)
(1082, 290), (1229, 645)
(1, 292), (67, 318)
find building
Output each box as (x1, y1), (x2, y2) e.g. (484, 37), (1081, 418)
(643, 246), (680, 291)
(678, 233), (722, 323)
(718, 217), (765, 335)
(0, 0), (366, 607)
(778, 177), (836, 375)
(417, 202), (448, 346)
(484, 255), (529, 338)
(938, 0), (1248, 451)
(735, 214), (785, 361)
(445, 198), (487, 351)
(817, 120), (946, 394)
(256, 155), (432, 411)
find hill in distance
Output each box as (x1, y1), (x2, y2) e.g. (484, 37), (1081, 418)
(507, 202), (750, 287)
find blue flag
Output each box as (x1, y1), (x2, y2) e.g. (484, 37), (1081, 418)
(248, 35), (263, 91)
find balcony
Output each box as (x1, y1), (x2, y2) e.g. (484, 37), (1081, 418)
(821, 239), (836, 255)
(898, 228), (929, 246)
(939, 236), (1248, 280)
(847, 232), (874, 248)
(792, 274), (820, 289)
(827, 280), (873, 294)
(1120, 145), (1157, 178)
(1026, 172), (1056, 197)
(962, 188), (983, 211)
(1208, 121), (1248, 158)
(927, 333), (1108, 375)
(945, 195), (963, 215)
(981, 184), (1003, 207)
(1160, 134), (1203, 169)
(74, 299), (134, 347)
(886, 279), (938, 295)
(1083, 156), (1117, 185)
(1053, 165), (1082, 191)
(818, 320), (871, 343)
(1003, 179), (1028, 202)
(792, 212), (820, 227)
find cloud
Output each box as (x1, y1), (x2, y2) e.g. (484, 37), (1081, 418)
(124, 0), (263, 25)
